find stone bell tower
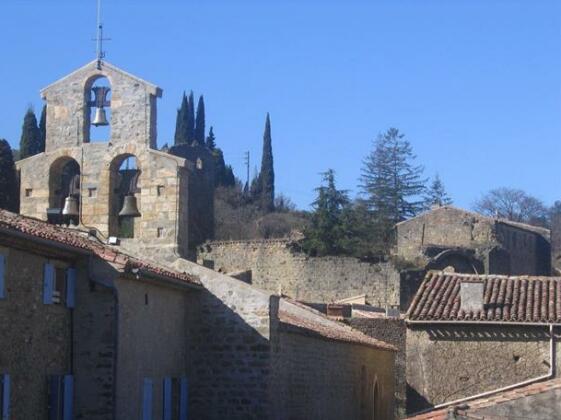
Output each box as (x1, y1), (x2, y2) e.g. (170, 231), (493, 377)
(16, 60), (202, 260)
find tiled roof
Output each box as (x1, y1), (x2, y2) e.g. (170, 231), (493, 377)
(278, 298), (397, 351)
(406, 271), (561, 324)
(0, 210), (201, 287)
(406, 377), (561, 419)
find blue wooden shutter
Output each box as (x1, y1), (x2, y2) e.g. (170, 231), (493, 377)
(43, 263), (55, 304)
(65, 268), (76, 309)
(1, 374), (10, 420)
(162, 377), (172, 420)
(179, 377), (188, 420)
(0, 255), (5, 300)
(142, 378), (153, 420)
(48, 375), (62, 420)
(63, 375), (73, 420)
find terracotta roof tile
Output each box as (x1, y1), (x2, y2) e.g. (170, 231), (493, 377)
(279, 298), (397, 352)
(405, 378), (561, 419)
(0, 210), (200, 287)
(406, 271), (561, 324)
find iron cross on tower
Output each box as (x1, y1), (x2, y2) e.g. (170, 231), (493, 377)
(94, 0), (111, 69)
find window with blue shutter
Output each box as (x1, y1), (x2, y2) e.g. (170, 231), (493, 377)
(48, 374), (73, 420)
(1, 374), (10, 420)
(142, 378), (153, 420)
(65, 268), (76, 309)
(63, 375), (73, 420)
(0, 255), (6, 300)
(179, 377), (188, 420)
(43, 263), (55, 305)
(163, 377), (172, 420)
(162, 377), (187, 420)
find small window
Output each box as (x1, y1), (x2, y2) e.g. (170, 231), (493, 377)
(52, 268), (67, 305)
(48, 375), (73, 420)
(43, 264), (76, 308)
(25, 188), (33, 197)
(162, 377), (188, 420)
(157, 185), (165, 197)
(196, 158), (203, 170)
(157, 227), (164, 238)
(88, 188), (97, 198)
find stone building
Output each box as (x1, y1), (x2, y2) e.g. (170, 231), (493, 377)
(395, 206), (551, 275)
(5, 57), (398, 419)
(16, 60), (214, 259)
(405, 271), (561, 416)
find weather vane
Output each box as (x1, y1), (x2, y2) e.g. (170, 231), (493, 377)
(94, 0), (111, 69)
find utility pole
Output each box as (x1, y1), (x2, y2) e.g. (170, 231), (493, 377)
(244, 151), (250, 190)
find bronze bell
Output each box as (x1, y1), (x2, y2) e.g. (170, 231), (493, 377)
(118, 195), (141, 217)
(62, 195), (79, 216)
(92, 107), (109, 127)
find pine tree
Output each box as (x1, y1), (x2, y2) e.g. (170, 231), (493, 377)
(0, 139), (19, 212)
(174, 93), (189, 145)
(360, 128), (426, 247)
(424, 174), (452, 209)
(19, 107), (41, 159)
(206, 126), (216, 150)
(194, 95), (206, 145)
(258, 113), (275, 212)
(38, 105), (47, 153)
(301, 169), (350, 256)
(187, 91), (195, 144)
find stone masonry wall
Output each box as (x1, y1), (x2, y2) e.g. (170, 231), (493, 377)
(270, 298), (396, 420)
(271, 331), (395, 420)
(17, 146), (192, 259)
(0, 244), (72, 419)
(396, 207), (495, 263)
(114, 275), (198, 420)
(172, 259), (273, 419)
(41, 60), (161, 150)
(73, 263), (116, 420)
(406, 325), (556, 413)
(197, 240), (401, 307)
(348, 317), (407, 419)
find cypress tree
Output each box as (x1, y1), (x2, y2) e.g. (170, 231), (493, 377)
(194, 95), (206, 145)
(0, 139), (19, 212)
(212, 148), (227, 187)
(259, 113), (275, 212)
(206, 126), (216, 150)
(174, 93), (189, 145)
(38, 104), (46, 153)
(19, 107), (41, 159)
(187, 91), (195, 144)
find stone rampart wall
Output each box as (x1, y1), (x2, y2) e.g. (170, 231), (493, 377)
(198, 239), (401, 307)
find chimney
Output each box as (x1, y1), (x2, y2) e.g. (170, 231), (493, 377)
(459, 280), (484, 313)
(551, 213), (561, 274)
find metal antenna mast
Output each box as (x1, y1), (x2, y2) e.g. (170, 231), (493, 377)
(95, 0), (111, 69)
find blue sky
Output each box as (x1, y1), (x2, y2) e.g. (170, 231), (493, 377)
(1, 0), (560, 210)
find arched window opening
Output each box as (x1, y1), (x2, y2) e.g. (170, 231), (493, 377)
(371, 379), (380, 420)
(85, 76), (112, 143)
(109, 155), (141, 238)
(48, 158), (80, 225)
